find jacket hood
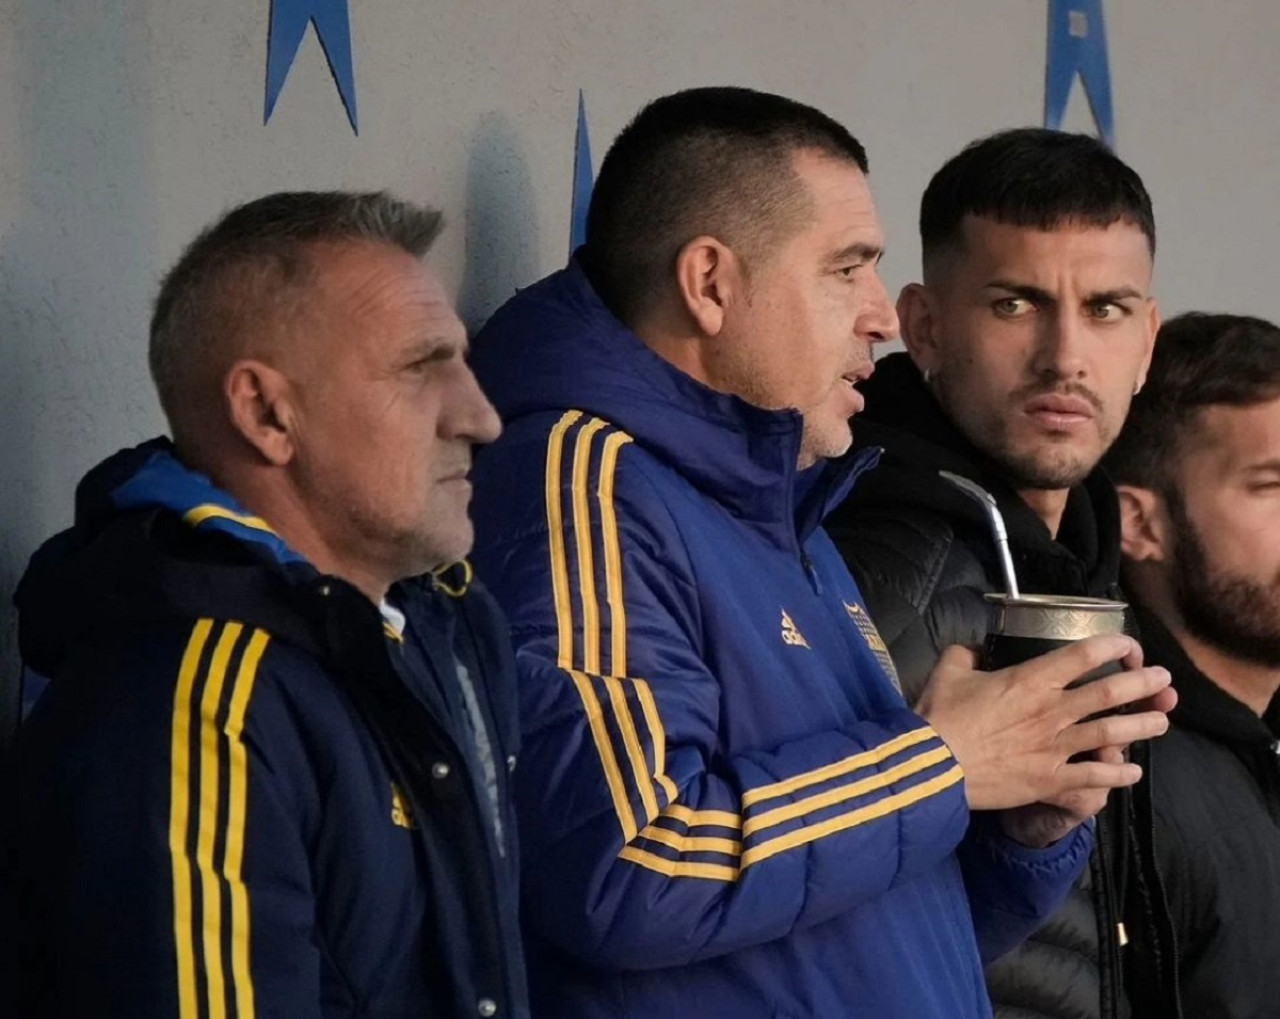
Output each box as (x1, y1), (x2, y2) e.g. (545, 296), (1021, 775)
(1135, 605), (1279, 747)
(470, 256), (879, 546)
(843, 351), (1119, 591)
(14, 438), (320, 678)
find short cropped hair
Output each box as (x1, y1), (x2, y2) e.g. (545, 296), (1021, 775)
(583, 86), (869, 327)
(920, 128), (1155, 266)
(150, 190), (443, 434)
(1105, 312), (1280, 490)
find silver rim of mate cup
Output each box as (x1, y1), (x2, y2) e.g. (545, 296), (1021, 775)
(983, 593), (1128, 641)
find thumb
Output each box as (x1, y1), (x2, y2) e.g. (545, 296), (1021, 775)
(935, 643), (979, 675)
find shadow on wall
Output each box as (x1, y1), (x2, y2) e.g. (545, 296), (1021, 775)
(0, 4), (152, 748)
(457, 112), (541, 335)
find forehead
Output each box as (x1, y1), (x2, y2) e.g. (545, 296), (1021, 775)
(1185, 397), (1280, 473)
(951, 215), (1153, 285)
(312, 240), (462, 338)
(788, 149), (884, 251)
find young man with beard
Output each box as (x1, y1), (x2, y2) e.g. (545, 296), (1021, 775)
(1105, 312), (1280, 1018)
(827, 129), (1180, 1018)
(467, 90), (1173, 1019)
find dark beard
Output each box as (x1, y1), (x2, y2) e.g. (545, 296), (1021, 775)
(1167, 488), (1280, 668)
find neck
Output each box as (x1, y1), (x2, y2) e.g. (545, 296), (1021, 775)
(1170, 622), (1280, 717)
(1016, 486), (1070, 539)
(211, 461), (391, 605)
(638, 322), (716, 389)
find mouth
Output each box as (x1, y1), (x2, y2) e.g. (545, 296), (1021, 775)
(1022, 392), (1098, 430)
(839, 371), (870, 414)
(840, 365), (874, 415)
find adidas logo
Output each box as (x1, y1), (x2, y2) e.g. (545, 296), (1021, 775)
(390, 782), (416, 830)
(781, 609), (811, 649)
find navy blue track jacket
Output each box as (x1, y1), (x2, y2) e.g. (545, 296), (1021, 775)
(467, 260), (1091, 1018)
(2, 440), (529, 1018)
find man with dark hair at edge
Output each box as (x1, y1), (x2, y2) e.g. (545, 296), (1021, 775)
(1, 192), (529, 1017)
(827, 128), (1181, 1019)
(1105, 312), (1280, 1018)
(467, 88), (1173, 1018)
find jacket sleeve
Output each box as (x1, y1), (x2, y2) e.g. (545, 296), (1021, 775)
(957, 813), (1093, 963)
(473, 424), (975, 970)
(7, 620), (326, 1018)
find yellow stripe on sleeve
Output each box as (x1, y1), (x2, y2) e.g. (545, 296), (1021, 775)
(589, 427), (668, 825)
(597, 431), (633, 676)
(224, 629), (270, 1019)
(572, 418), (610, 673)
(197, 623), (244, 1019)
(546, 410), (583, 669)
(169, 619), (215, 1019)
(638, 824), (742, 857)
(619, 845), (739, 882)
(662, 803), (743, 831)
(741, 726), (939, 808)
(740, 765), (965, 870)
(547, 412), (638, 841)
(565, 668), (639, 841)
(742, 745), (954, 838)
(633, 678), (680, 804)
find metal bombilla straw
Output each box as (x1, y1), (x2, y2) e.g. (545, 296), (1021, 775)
(938, 471), (1021, 600)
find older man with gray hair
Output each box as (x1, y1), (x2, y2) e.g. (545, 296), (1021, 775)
(2, 191), (527, 1018)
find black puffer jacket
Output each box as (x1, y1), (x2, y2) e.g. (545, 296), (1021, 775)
(827, 353), (1179, 1019)
(1135, 607), (1280, 1018)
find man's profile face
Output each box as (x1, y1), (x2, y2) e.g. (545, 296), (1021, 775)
(285, 241), (501, 585)
(1166, 396), (1280, 667)
(716, 150), (898, 468)
(921, 216), (1157, 490)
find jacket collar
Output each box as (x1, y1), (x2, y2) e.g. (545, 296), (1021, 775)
(471, 256), (879, 549)
(844, 351), (1120, 588)
(106, 438), (309, 568)
(1134, 605), (1278, 746)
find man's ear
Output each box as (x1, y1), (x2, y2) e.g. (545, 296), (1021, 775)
(1116, 484), (1170, 562)
(225, 359), (296, 467)
(674, 236), (741, 338)
(897, 283), (940, 379)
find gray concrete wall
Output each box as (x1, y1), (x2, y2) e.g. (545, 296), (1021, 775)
(3, 1), (1278, 720)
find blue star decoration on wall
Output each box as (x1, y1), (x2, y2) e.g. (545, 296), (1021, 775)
(1045, 0), (1114, 147)
(570, 90), (594, 255)
(265, 0), (359, 133)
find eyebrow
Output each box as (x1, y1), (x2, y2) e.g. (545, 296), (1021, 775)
(403, 333), (468, 361)
(830, 242), (884, 265)
(1242, 459), (1280, 474)
(982, 280), (1145, 304)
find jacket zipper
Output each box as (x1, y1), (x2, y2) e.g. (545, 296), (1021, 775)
(799, 551), (823, 595)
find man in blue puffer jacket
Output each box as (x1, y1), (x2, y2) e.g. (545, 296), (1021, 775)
(469, 87), (1176, 1018)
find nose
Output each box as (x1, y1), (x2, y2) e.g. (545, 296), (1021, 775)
(1031, 307), (1089, 380)
(444, 363), (503, 446)
(857, 271), (900, 346)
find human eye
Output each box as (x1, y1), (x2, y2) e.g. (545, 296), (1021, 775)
(1085, 301), (1128, 322)
(992, 297), (1033, 318)
(405, 346), (454, 373)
